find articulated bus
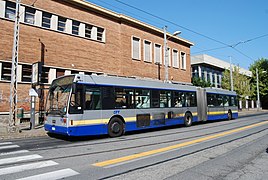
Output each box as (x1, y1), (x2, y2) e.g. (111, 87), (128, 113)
(44, 74), (238, 137)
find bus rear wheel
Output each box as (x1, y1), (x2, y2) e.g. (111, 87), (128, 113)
(108, 117), (125, 137)
(184, 112), (192, 127)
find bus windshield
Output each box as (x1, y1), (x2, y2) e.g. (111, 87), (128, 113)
(46, 76), (75, 115)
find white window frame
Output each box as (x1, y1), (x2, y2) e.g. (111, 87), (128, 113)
(154, 43), (162, 64)
(21, 64), (32, 82)
(42, 12), (52, 28)
(97, 27), (104, 41)
(180, 51), (186, 70)
(85, 24), (93, 38)
(57, 16), (66, 32)
(131, 36), (141, 60)
(143, 40), (152, 62)
(72, 20), (80, 35)
(24, 7), (35, 25)
(172, 49), (179, 68)
(5, 1), (16, 20)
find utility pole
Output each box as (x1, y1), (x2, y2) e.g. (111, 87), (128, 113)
(229, 56), (234, 91)
(163, 26), (181, 83)
(256, 68), (260, 111)
(9, 0), (21, 132)
(163, 26), (168, 82)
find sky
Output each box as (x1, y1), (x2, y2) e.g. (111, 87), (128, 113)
(87, 0), (268, 70)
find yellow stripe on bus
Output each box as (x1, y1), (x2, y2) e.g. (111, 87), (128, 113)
(207, 110), (238, 115)
(92, 120), (268, 167)
(71, 112), (203, 126)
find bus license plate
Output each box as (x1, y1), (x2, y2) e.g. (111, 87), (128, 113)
(52, 127), (56, 131)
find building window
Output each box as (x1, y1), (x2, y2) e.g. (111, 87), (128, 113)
(56, 69), (65, 78)
(97, 27), (104, 41)
(24, 7), (35, 24)
(144, 40), (152, 62)
(172, 49), (179, 68)
(132, 37), (141, 60)
(71, 70), (79, 74)
(154, 44), (162, 64)
(85, 24), (93, 38)
(41, 67), (49, 84)
(72, 20), (80, 35)
(58, 16), (66, 32)
(181, 51), (186, 69)
(42, 12), (51, 28)
(1, 62), (11, 81)
(5, 1), (16, 20)
(21, 64), (32, 82)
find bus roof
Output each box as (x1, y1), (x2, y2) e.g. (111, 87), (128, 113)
(75, 74), (197, 92)
(72, 74), (236, 95)
(205, 87), (237, 96)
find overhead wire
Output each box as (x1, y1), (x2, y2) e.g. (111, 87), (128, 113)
(111, 0), (267, 61)
(113, 0), (229, 47)
(91, 0), (163, 28)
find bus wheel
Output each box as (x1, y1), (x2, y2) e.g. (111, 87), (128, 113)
(184, 112), (192, 127)
(227, 110), (232, 120)
(108, 117), (125, 137)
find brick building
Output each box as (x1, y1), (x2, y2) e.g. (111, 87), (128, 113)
(0, 0), (193, 116)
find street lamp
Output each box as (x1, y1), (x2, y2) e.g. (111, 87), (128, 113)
(229, 56), (234, 91)
(256, 68), (266, 110)
(164, 26), (181, 82)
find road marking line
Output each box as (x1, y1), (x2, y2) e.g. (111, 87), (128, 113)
(93, 120), (268, 167)
(16, 168), (79, 180)
(0, 145), (19, 150)
(0, 160), (58, 175)
(0, 155), (42, 165)
(0, 142), (13, 146)
(0, 150), (29, 156)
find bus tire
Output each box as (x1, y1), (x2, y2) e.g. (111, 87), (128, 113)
(184, 112), (192, 127)
(108, 117), (125, 137)
(227, 110), (232, 120)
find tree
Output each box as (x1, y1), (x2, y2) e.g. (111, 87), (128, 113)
(249, 58), (268, 108)
(192, 77), (211, 87)
(221, 66), (251, 100)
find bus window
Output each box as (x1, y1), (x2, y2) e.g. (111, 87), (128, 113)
(173, 91), (183, 107)
(185, 92), (197, 107)
(230, 96), (237, 106)
(207, 94), (218, 107)
(160, 91), (171, 108)
(217, 95), (224, 107)
(181, 92), (186, 107)
(115, 88), (135, 109)
(102, 87), (115, 110)
(151, 90), (160, 108)
(85, 87), (101, 110)
(69, 84), (83, 114)
(223, 95), (230, 106)
(135, 89), (150, 109)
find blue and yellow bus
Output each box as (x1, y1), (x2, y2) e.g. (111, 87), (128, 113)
(44, 74), (238, 137)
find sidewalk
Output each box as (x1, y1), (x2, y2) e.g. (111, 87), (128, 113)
(1, 109), (267, 140)
(0, 123), (47, 140)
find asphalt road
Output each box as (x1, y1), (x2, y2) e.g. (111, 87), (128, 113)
(1, 112), (268, 180)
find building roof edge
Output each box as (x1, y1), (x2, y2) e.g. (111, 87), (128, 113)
(66, 0), (194, 46)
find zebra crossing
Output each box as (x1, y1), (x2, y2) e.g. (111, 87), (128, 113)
(0, 142), (79, 180)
